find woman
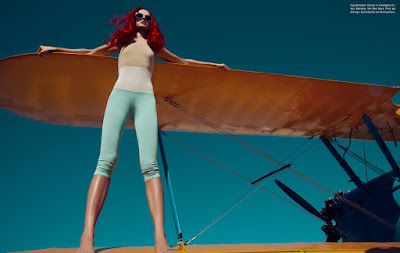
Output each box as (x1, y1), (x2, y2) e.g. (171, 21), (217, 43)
(37, 7), (229, 253)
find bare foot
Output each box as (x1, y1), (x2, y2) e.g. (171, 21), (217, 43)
(77, 232), (95, 253)
(155, 233), (173, 253)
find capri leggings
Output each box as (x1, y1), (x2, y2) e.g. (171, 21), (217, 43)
(93, 66), (160, 181)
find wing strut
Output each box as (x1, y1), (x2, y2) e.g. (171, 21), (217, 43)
(157, 125), (185, 251)
(320, 136), (367, 192)
(251, 164), (291, 185)
(362, 114), (400, 178)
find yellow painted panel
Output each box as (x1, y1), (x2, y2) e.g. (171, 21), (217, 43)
(8, 242), (400, 253)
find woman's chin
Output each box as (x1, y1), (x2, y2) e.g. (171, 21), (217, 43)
(136, 26), (149, 32)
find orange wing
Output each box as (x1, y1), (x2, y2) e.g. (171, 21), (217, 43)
(1, 53), (399, 141)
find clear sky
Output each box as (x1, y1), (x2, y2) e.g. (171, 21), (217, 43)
(1, 0), (400, 252)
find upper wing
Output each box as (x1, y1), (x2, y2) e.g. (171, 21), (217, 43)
(1, 53), (400, 141)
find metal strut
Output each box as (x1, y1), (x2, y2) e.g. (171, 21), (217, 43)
(251, 164), (291, 185)
(320, 136), (366, 191)
(362, 114), (400, 178)
(157, 125), (183, 242)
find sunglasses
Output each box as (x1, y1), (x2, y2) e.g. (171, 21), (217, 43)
(135, 12), (152, 22)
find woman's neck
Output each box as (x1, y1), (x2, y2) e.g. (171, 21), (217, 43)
(136, 30), (148, 40)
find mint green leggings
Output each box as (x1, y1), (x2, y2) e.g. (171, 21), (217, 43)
(94, 88), (160, 181)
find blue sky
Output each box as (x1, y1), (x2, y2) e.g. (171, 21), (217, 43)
(1, 0), (400, 252)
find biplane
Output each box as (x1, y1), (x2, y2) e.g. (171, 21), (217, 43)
(1, 53), (399, 253)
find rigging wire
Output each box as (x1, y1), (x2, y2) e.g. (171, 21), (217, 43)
(166, 99), (399, 230)
(330, 138), (400, 183)
(342, 127), (353, 160)
(252, 137), (318, 184)
(160, 131), (326, 245)
(280, 136), (314, 164)
(159, 130), (320, 213)
(386, 121), (397, 147)
(167, 99), (335, 193)
(166, 99), (282, 165)
(185, 185), (263, 245)
(287, 137), (319, 165)
(165, 99), (400, 232)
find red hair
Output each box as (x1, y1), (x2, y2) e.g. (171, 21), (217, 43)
(103, 7), (165, 53)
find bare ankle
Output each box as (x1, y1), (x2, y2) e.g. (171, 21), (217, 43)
(155, 232), (166, 238)
(81, 230), (95, 239)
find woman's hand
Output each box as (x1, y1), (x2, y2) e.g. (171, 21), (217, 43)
(37, 45), (58, 56)
(215, 63), (229, 71)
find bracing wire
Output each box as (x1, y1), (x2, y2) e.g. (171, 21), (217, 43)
(166, 99), (282, 165)
(160, 131), (328, 245)
(330, 138), (399, 183)
(287, 137), (320, 165)
(184, 185), (262, 245)
(342, 127), (353, 160)
(165, 99), (400, 233)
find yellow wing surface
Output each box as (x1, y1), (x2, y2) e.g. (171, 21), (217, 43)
(1, 53), (399, 141)
(8, 242), (400, 253)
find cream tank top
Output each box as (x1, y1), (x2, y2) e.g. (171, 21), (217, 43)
(113, 38), (155, 93)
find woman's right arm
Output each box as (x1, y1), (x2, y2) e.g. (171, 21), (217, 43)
(37, 44), (119, 56)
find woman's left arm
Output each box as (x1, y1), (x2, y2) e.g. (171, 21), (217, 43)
(157, 47), (229, 71)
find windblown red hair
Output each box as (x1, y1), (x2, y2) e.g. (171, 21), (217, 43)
(103, 7), (165, 53)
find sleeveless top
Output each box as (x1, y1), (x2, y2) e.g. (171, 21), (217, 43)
(113, 37), (155, 93)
